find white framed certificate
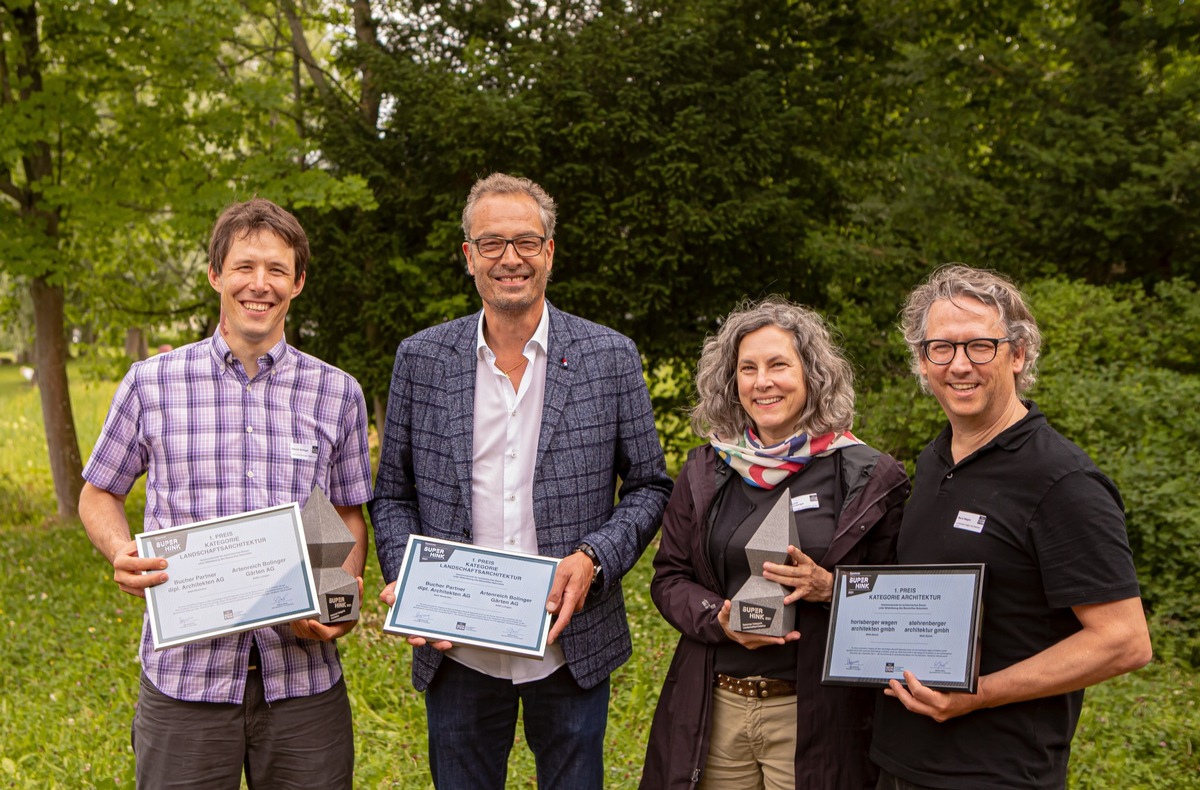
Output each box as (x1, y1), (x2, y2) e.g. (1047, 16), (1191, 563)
(383, 536), (559, 658)
(136, 503), (320, 650)
(821, 564), (985, 692)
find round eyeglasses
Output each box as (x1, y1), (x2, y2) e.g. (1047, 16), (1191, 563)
(469, 235), (546, 259)
(920, 338), (1013, 365)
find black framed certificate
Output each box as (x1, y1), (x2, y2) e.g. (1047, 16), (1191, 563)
(821, 564), (985, 692)
(383, 536), (559, 658)
(137, 503), (321, 650)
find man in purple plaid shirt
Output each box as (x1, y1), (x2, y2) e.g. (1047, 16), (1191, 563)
(80, 198), (373, 789)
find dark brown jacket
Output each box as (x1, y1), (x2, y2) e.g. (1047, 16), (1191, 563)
(641, 443), (910, 789)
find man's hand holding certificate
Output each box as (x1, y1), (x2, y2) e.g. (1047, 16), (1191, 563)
(382, 537), (559, 658)
(136, 503), (321, 650)
(822, 564), (985, 692)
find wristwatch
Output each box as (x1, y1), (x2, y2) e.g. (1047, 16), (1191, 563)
(575, 542), (603, 586)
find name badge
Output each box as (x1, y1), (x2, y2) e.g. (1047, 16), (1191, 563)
(953, 511), (987, 533)
(290, 441), (319, 461)
(791, 493), (820, 512)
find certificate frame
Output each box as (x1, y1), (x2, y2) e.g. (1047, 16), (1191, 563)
(136, 503), (320, 650)
(821, 564), (985, 692)
(383, 536), (559, 658)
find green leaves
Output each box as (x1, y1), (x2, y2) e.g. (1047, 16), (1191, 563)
(1022, 278), (1200, 665)
(1, 0), (376, 326)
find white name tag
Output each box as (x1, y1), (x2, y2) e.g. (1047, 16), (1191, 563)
(791, 493), (820, 512)
(290, 441), (319, 461)
(953, 511), (987, 533)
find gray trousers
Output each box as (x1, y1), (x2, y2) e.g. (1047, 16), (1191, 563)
(132, 665), (353, 789)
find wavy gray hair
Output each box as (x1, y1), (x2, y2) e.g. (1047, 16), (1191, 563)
(691, 297), (856, 441)
(900, 264), (1042, 394)
(461, 172), (557, 240)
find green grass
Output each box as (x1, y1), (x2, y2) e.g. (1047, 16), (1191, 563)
(2, 364), (1199, 787)
(0, 364), (137, 527)
(0, 516), (673, 788)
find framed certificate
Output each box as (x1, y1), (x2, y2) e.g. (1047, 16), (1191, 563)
(136, 503), (320, 650)
(821, 564), (985, 692)
(383, 536), (559, 658)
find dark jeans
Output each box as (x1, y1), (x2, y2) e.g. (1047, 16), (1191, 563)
(132, 669), (353, 789)
(425, 658), (609, 790)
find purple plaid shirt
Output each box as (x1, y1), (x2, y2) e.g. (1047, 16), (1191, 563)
(83, 333), (373, 704)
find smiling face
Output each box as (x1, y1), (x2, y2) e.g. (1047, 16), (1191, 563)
(462, 193), (553, 319)
(208, 230), (304, 361)
(919, 297), (1025, 436)
(736, 324), (808, 446)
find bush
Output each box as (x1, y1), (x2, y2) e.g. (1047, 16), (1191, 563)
(1027, 278), (1200, 666)
(847, 277), (1200, 665)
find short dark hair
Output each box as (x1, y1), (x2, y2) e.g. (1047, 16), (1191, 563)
(208, 198), (309, 282)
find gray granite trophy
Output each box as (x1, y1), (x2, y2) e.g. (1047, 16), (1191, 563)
(301, 487), (360, 623)
(729, 491), (799, 636)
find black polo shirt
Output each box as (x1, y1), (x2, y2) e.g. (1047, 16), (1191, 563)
(871, 402), (1140, 790)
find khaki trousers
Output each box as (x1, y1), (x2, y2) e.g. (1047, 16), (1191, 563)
(698, 684), (798, 790)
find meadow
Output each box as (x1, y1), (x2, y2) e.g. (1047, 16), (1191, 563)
(0, 364), (1197, 788)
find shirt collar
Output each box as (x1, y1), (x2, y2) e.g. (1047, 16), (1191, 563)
(209, 331), (291, 374)
(935, 399), (1046, 463)
(475, 303), (550, 360)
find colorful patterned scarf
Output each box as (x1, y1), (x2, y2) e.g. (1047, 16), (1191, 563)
(711, 428), (865, 489)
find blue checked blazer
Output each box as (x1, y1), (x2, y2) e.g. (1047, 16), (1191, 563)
(370, 303), (672, 690)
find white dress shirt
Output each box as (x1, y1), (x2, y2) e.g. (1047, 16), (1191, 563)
(448, 304), (567, 682)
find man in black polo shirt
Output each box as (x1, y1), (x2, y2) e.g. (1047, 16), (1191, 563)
(870, 265), (1152, 790)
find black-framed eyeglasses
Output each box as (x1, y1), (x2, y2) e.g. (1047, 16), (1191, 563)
(921, 338), (1013, 365)
(469, 235), (547, 259)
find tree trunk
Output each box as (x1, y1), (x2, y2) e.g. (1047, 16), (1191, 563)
(124, 327), (149, 361)
(373, 394), (385, 445)
(355, 0), (385, 442)
(30, 276), (84, 520)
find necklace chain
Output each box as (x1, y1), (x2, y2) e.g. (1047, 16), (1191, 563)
(498, 356), (528, 379)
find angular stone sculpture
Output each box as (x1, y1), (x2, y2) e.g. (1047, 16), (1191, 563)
(729, 491), (798, 636)
(301, 487), (359, 623)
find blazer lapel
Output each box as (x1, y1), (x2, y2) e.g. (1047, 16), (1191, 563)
(538, 304), (576, 472)
(445, 316), (480, 528)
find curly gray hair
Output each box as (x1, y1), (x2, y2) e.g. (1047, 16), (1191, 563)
(691, 297), (856, 441)
(461, 173), (557, 240)
(900, 264), (1041, 394)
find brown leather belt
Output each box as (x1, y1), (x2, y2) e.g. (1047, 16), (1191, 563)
(714, 673), (796, 698)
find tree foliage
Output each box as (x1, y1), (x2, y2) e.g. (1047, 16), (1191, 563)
(297, 0), (1199, 402)
(286, 0), (1200, 662)
(3, 0), (1197, 661)
(0, 0), (373, 516)
(857, 277), (1200, 664)
(1025, 277), (1200, 665)
(843, 0), (1200, 283)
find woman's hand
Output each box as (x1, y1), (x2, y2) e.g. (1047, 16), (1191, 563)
(763, 545), (834, 604)
(717, 599), (801, 649)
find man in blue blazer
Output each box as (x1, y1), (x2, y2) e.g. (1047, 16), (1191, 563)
(371, 173), (672, 789)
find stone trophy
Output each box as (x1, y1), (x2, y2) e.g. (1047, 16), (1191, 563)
(729, 491), (799, 636)
(301, 487), (360, 623)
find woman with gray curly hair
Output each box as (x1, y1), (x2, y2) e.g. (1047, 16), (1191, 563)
(642, 297), (910, 790)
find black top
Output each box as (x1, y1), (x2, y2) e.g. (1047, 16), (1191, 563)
(871, 403), (1141, 790)
(708, 453), (841, 679)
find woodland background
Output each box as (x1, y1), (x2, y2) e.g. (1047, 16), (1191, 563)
(2, 0), (1199, 785)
